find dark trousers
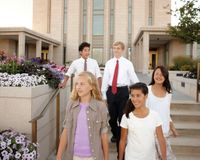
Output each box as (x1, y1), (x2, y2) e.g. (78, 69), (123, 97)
(106, 86), (129, 154)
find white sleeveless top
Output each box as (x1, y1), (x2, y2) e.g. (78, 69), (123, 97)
(146, 85), (172, 136)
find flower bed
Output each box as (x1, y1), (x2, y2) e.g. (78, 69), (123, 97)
(0, 73), (47, 87)
(0, 51), (66, 89)
(0, 129), (38, 160)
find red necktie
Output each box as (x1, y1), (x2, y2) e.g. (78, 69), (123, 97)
(84, 59), (87, 71)
(112, 60), (119, 94)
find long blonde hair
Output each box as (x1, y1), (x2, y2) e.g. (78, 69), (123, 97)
(71, 71), (102, 101)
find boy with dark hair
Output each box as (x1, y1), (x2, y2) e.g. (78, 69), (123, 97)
(59, 42), (102, 88)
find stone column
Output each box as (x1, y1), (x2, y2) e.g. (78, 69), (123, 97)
(103, 0), (110, 63)
(36, 40), (42, 58)
(86, 0), (93, 45)
(139, 40), (143, 72)
(142, 32), (149, 74)
(193, 42), (197, 59)
(114, 0), (128, 55)
(133, 43), (139, 72)
(48, 44), (53, 61)
(18, 32), (25, 58)
(66, 0), (81, 60)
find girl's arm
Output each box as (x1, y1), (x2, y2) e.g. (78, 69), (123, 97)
(156, 126), (166, 160)
(170, 120), (179, 137)
(101, 133), (109, 160)
(118, 127), (128, 160)
(56, 128), (68, 160)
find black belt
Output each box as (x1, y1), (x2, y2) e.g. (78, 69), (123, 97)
(108, 85), (128, 89)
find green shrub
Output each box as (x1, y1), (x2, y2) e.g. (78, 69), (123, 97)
(169, 56), (200, 78)
(180, 64), (192, 71)
(173, 56), (193, 71)
(168, 65), (178, 71)
(0, 61), (21, 74)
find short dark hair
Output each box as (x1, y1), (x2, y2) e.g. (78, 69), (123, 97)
(79, 42), (90, 52)
(149, 65), (172, 93)
(124, 82), (148, 118)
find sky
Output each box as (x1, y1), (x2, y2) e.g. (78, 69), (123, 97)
(0, 0), (33, 29)
(0, 0), (199, 29)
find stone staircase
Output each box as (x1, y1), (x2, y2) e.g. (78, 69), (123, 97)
(171, 101), (200, 160)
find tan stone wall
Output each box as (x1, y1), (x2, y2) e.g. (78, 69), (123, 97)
(157, 46), (165, 65)
(169, 40), (186, 66)
(53, 46), (63, 65)
(0, 40), (9, 53)
(50, 0), (64, 41)
(114, 0), (128, 52)
(31, 0), (172, 67)
(0, 85), (70, 160)
(28, 44), (36, 59)
(32, 0), (49, 34)
(132, 0), (146, 41)
(154, 0), (171, 26)
(0, 40), (17, 56)
(66, 0), (81, 61)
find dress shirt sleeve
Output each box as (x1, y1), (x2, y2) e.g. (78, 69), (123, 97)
(65, 61), (76, 77)
(94, 60), (102, 78)
(128, 61), (139, 84)
(101, 62), (110, 100)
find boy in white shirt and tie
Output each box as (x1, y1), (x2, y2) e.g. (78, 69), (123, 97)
(59, 42), (102, 89)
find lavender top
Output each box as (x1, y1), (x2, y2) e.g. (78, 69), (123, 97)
(73, 103), (92, 157)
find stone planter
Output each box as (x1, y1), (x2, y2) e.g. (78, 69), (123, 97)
(169, 73), (197, 100)
(0, 84), (70, 160)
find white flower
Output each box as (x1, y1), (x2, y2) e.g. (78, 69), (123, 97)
(0, 130), (38, 159)
(0, 141), (6, 150)
(15, 152), (21, 159)
(1, 150), (8, 156)
(6, 139), (11, 146)
(0, 73), (47, 87)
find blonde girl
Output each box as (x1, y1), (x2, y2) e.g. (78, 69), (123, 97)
(57, 71), (109, 160)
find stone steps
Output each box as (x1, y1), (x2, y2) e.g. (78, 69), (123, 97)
(171, 102), (200, 111)
(171, 110), (200, 122)
(176, 155), (200, 160)
(173, 121), (200, 137)
(171, 102), (200, 158)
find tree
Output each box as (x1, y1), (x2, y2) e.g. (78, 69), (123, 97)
(168, 0), (200, 58)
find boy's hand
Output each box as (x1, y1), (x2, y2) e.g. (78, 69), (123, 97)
(59, 81), (66, 88)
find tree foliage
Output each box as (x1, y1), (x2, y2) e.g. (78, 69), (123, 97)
(168, 0), (200, 43)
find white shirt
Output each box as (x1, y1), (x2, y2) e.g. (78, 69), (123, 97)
(146, 85), (172, 136)
(101, 56), (139, 99)
(65, 57), (102, 78)
(120, 110), (162, 160)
